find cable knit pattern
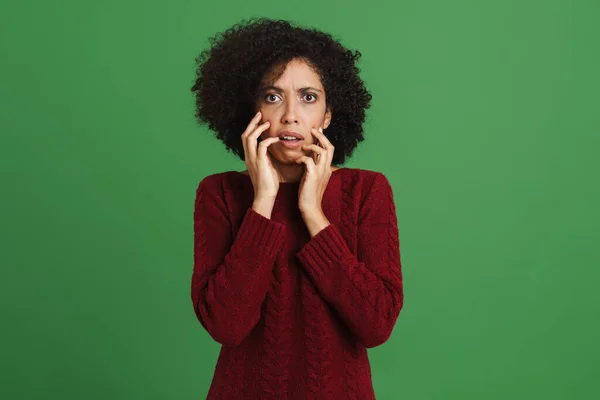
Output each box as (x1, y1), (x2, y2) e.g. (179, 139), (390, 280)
(260, 263), (292, 396)
(301, 275), (334, 399)
(191, 167), (403, 399)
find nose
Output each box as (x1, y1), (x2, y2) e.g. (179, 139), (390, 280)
(281, 100), (298, 124)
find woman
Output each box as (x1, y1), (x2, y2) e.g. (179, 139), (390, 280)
(190, 17), (404, 399)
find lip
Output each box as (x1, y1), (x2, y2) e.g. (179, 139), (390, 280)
(278, 130), (305, 149)
(279, 138), (304, 149)
(278, 131), (304, 140)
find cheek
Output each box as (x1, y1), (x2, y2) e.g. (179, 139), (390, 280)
(257, 109), (273, 126)
(305, 108), (325, 125)
(258, 124), (275, 141)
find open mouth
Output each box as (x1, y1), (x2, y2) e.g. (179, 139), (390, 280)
(279, 138), (304, 148)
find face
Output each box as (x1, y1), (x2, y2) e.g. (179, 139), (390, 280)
(255, 58), (332, 163)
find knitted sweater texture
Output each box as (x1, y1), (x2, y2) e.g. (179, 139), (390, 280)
(191, 167), (404, 399)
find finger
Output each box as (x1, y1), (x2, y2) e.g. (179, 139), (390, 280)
(246, 121), (270, 162)
(310, 131), (322, 163)
(257, 136), (279, 158)
(301, 143), (325, 164)
(311, 127), (334, 169)
(242, 111), (263, 137)
(302, 144), (326, 154)
(296, 156), (316, 173)
(241, 111), (263, 158)
(311, 127), (334, 151)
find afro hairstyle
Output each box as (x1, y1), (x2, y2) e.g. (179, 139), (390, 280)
(190, 17), (372, 165)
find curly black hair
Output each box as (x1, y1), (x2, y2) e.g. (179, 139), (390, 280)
(190, 17), (372, 166)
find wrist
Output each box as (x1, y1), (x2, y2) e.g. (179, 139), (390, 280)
(252, 197), (275, 219)
(301, 209), (330, 237)
(300, 205), (322, 217)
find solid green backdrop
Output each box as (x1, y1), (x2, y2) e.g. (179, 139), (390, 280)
(1, 0), (598, 399)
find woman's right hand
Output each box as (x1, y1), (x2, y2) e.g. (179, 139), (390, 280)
(241, 111), (281, 201)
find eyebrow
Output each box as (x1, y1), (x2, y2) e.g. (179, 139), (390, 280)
(259, 85), (323, 93)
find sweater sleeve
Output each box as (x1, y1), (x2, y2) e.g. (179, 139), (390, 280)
(296, 172), (404, 348)
(191, 175), (287, 346)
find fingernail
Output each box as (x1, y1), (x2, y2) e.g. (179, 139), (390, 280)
(319, 127), (323, 132)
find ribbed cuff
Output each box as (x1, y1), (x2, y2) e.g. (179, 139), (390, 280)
(296, 223), (354, 278)
(235, 207), (286, 256)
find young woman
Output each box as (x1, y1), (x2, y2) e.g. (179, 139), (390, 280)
(190, 17), (404, 399)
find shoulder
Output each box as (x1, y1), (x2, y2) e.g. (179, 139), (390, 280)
(338, 167), (388, 190)
(337, 169), (394, 213)
(198, 170), (245, 188)
(196, 171), (253, 209)
(196, 171), (242, 199)
(197, 172), (223, 191)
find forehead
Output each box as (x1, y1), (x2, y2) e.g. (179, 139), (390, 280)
(264, 59), (324, 89)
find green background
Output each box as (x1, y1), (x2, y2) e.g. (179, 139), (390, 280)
(1, 0), (598, 399)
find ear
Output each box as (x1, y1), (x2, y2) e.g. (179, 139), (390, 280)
(323, 107), (332, 130)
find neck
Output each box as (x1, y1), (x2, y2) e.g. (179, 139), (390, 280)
(272, 161), (305, 183)
(239, 162), (338, 183)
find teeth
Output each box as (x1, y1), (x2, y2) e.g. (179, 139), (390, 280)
(282, 136), (299, 140)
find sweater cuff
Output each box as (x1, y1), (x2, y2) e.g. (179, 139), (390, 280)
(235, 207), (287, 256)
(296, 223), (354, 278)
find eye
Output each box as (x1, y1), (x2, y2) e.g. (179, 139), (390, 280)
(264, 93), (280, 103)
(303, 93), (317, 102)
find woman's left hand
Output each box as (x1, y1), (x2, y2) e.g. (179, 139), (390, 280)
(296, 127), (334, 215)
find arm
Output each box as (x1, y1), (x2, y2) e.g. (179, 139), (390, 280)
(296, 173), (404, 348)
(191, 175), (286, 346)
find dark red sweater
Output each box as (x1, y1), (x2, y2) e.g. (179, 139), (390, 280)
(191, 167), (404, 399)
